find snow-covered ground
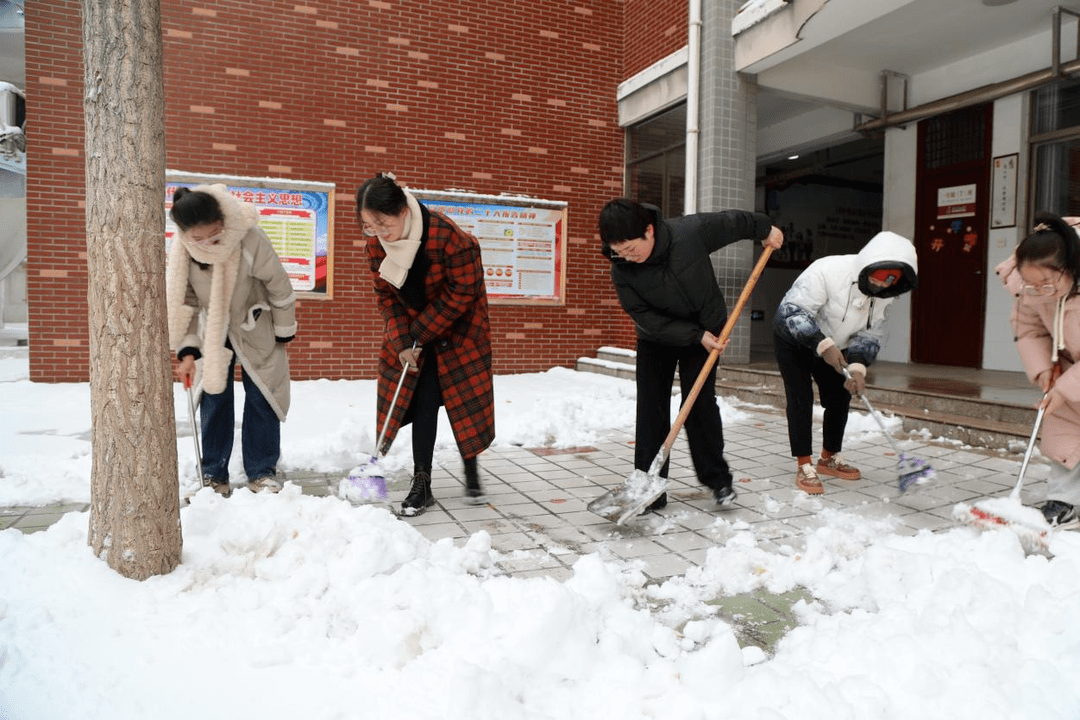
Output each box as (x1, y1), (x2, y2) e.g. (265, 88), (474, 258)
(2, 349), (1079, 719)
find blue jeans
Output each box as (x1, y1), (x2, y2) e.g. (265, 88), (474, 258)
(199, 356), (280, 481)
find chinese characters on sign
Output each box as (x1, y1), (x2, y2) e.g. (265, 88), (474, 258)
(165, 172), (335, 297)
(416, 190), (567, 306)
(936, 184), (977, 219)
(991, 154), (1018, 229)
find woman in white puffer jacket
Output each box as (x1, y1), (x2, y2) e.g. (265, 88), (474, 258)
(773, 231), (918, 495)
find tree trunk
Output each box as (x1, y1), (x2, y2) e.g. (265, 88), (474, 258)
(82, 0), (181, 579)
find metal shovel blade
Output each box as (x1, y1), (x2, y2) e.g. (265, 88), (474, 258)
(586, 469), (667, 524)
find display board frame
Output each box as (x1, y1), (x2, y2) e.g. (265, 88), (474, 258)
(165, 170), (335, 299)
(413, 189), (568, 306)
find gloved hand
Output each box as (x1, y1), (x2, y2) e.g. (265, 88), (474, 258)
(844, 363), (867, 395)
(817, 337), (846, 374)
(275, 335), (295, 344)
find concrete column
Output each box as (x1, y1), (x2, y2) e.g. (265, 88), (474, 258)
(698, 0), (760, 363)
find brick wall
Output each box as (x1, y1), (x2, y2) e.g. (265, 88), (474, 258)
(624, 0), (688, 77)
(25, 0), (640, 382)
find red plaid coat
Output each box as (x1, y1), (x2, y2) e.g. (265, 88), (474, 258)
(368, 205), (495, 459)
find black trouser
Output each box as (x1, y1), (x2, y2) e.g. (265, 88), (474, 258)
(401, 348), (443, 474)
(634, 338), (732, 491)
(774, 333), (851, 458)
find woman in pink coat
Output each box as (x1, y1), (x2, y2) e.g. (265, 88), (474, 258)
(996, 212), (1080, 528)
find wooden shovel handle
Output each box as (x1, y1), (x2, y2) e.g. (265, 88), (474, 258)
(657, 245), (774, 456)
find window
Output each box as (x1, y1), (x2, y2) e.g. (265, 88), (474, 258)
(1030, 80), (1080, 216)
(626, 103), (685, 218)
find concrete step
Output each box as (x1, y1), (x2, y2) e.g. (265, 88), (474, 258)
(576, 346), (1037, 452)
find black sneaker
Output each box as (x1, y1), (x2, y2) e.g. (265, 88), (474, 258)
(463, 459), (486, 506)
(645, 492), (667, 512)
(401, 471), (434, 516)
(714, 485), (737, 507)
(1040, 500), (1078, 528)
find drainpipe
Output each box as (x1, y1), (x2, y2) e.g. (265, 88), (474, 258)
(684, 0), (702, 215)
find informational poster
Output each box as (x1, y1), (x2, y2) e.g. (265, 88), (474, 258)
(936, 184), (977, 220)
(991, 154), (1018, 229)
(415, 189), (567, 305)
(165, 171), (334, 298)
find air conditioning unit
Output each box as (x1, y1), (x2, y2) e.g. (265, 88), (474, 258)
(0, 82), (26, 159)
(0, 82), (25, 131)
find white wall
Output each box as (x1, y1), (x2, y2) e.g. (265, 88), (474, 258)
(877, 124), (917, 363)
(982, 93), (1027, 372)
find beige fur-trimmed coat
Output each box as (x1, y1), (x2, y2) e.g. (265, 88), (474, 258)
(166, 185), (297, 420)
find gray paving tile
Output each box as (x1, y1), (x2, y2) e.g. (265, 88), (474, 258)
(653, 530), (716, 554)
(487, 531), (542, 553)
(458, 517), (523, 536)
(511, 566), (575, 582)
(413, 522), (463, 542)
(639, 553), (695, 580)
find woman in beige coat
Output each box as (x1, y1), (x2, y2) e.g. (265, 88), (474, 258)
(996, 212), (1080, 528)
(166, 184), (297, 497)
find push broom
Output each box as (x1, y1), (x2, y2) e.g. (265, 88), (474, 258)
(340, 342), (417, 506)
(842, 368), (934, 493)
(953, 391), (1053, 552)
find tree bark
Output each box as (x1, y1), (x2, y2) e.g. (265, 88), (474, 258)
(82, 0), (182, 579)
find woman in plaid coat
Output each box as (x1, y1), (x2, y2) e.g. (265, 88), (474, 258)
(358, 173), (495, 515)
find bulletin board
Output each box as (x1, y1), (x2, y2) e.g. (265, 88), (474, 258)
(165, 170), (335, 298)
(414, 189), (568, 306)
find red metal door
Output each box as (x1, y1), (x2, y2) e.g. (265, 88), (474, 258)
(911, 104), (992, 368)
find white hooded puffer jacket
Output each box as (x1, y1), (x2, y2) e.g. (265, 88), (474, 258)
(775, 231), (919, 363)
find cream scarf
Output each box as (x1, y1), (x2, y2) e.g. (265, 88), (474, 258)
(377, 190), (424, 288)
(166, 183), (256, 394)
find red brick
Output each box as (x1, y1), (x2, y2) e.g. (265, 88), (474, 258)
(26, 0), (639, 382)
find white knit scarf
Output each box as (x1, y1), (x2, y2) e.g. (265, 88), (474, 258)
(377, 190), (423, 288)
(165, 184), (255, 394)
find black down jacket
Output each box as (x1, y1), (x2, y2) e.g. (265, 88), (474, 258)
(608, 205), (773, 347)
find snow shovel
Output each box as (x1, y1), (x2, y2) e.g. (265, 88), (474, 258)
(587, 245), (774, 525)
(842, 368), (934, 493)
(179, 375), (206, 504)
(340, 342), (417, 506)
(185, 376), (204, 481)
(952, 392), (1053, 553)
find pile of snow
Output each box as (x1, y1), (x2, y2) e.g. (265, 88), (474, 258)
(2, 488), (1079, 719)
(4, 350), (1080, 718)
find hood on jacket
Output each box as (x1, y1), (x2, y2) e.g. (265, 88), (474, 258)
(854, 231), (919, 298)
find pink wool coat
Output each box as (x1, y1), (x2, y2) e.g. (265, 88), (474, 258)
(996, 255), (1080, 469)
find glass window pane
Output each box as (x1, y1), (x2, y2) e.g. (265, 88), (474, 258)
(1032, 139), (1080, 216)
(1033, 80), (1080, 135)
(628, 104), (687, 161)
(629, 155), (664, 209)
(666, 145), (685, 217)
